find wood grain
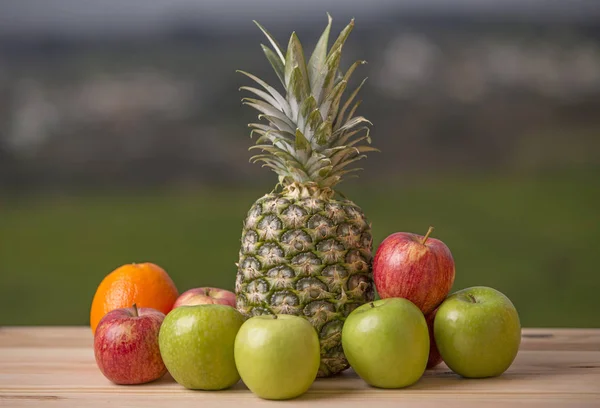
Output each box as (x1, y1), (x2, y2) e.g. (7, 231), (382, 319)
(0, 327), (599, 407)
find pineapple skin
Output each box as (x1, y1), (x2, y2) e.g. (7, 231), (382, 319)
(235, 182), (375, 377)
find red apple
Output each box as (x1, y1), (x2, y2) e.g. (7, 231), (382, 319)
(373, 226), (455, 315)
(425, 307), (443, 369)
(172, 287), (236, 308)
(94, 304), (167, 385)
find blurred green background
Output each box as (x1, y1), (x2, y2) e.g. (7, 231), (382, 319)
(1, 1), (599, 327)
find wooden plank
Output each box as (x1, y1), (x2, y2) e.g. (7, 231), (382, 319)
(0, 327), (93, 349)
(521, 328), (600, 351)
(0, 327), (599, 407)
(1, 348), (599, 394)
(1, 393), (598, 408)
(2, 327), (600, 350)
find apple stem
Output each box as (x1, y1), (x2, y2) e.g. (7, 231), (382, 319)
(421, 226), (435, 245)
(273, 314), (278, 320)
(467, 294), (477, 303)
(370, 302), (375, 308)
(132, 303), (139, 317)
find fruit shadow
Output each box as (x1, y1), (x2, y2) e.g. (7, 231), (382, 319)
(296, 371), (369, 401)
(412, 364), (565, 391)
(140, 374), (250, 391)
(306, 366), (546, 397)
(141, 372), (178, 387)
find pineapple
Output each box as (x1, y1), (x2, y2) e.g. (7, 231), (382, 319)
(235, 15), (377, 377)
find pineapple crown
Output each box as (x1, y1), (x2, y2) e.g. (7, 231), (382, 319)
(238, 14), (377, 189)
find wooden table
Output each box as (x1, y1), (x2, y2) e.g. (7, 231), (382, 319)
(0, 327), (599, 407)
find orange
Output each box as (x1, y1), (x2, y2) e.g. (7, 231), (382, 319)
(90, 262), (179, 333)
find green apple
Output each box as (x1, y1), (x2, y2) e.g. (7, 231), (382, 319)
(434, 286), (521, 378)
(342, 298), (429, 388)
(234, 314), (320, 400)
(158, 304), (245, 390)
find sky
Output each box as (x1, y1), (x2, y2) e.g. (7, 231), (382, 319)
(1, 0), (599, 37)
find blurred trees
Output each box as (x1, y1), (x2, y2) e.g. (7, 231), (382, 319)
(1, 17), (599, 192)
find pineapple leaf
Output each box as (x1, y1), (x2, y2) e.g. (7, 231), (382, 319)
(345, 100), (362, 126)
(300, 96), (318, 120)
(289, 166), (312, 182)
(321, 145), (349, 157)
(320, 80), (347, 124)
(334, 115), (372, 135)
(311, 19), (354, 105)
(261, 162), (288, 173)
(240, 86), (284, 114)
(272, 129), (297, 143)
(332, 154), (367, 172)
(306, 153), (330, 168)
(315, 120), (332, 145)
(353, 145), (380, 153)
(340, 128), (372, 147)
(249, 127), (271, 140)
(312, 48), (341, 104)
(306, 108), (323, 136)
(243, 99), (295, 129)
(250, 146), (304, 170)
(251, 155), (305, 179)
(340, 60), (366, 87)
(253, 21), (285, 63)
(327, 18), (354, 59)
(250, 126), (294, 151)
(295, 128), (311, 153)
(307, 157), (332, 175)
(307, 13), (332, 90)
(297, 96), (317, 139)
(248, 122), (271, 132)
(255, 129), (296, 145)
(296, 115), (306, 139)
(242, 17), (375, 188)
(237, 71), (291, 117)
(260, 44), (286, 87)
(288, 66), (311, 119)
(250, 155), (287, 171)
(285, 67), (300, 120)
(284, 33), (310, 100)
(328, 145), (378, 166)
(329, 146), (359, 166)
(317, 165), (333, 178)
(319, 174), (341, 186)
(335, 78), (367, 131)
(323, 168), (363, 185)
(258, 114), (296, 134)
(336, 167), (364, 177)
